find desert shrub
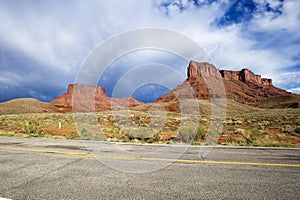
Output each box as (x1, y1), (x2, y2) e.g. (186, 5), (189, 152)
(126, 127), (153, 140)
(227, 125), (235, 131)
(195, 126), (207, 141)
(80, 128), (87, 135)
(147, 139), (155, 143)
(294, 126), (300, 134)
(24, 119), (43, 136)
(281, 125), (294, 133)
(246, 129), (281, 146)
(234, 128), (244, 135)
(191, 141), (202, 145)
(66, 131), (78, 140)
(249, 128), (261, 140)
(178, 125), (206, 143)
(153, 131), (163, 142)
(178, 125), (196, 143)
(79, 128), (94, 140)
(131, 138), (140, 143)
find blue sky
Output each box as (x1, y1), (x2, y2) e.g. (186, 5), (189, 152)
(0, 0), (299, 103)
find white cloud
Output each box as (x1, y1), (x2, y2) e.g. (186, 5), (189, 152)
(28, 90), (52, 101)
(0, 0), (299, 101)
(273, 71), (300, 88)
(0, 0), (295, 73)
(252, 0), (300, 32)
(148, 1), (299, 80)
(288, 87), (300, 94)
(0, 71), (22, 86)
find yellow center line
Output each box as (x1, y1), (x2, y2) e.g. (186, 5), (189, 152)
(1, 146), (300, 167)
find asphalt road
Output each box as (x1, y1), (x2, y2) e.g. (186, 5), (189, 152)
(0, 136), (299, 199)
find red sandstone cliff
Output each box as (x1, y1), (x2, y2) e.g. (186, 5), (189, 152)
(51, 61), (299, 113)
(188, 61), (223, 80)
(156, 61), (299, 110)
(220, 69), (272, 86)
(50, 84), (143, 112)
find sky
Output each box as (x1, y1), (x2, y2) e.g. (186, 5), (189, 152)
(0, 0), (299, 103)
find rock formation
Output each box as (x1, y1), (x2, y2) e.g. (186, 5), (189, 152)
(51, 84), (143, 112)
(51, 61), (299, 113)
(156, 61), (299, 110)
(220, 68), (272, 86)
(188, 61), (222, 80)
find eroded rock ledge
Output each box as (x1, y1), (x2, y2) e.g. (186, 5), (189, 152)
(188, 61), (272, 86)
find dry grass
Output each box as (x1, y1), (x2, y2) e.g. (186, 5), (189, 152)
(0, 98), (58, 114)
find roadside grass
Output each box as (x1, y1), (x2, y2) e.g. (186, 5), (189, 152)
(0, 130), (66, 140)
(0, 130), (22, 137)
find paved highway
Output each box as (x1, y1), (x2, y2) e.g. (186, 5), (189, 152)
(0, 136), (299, 199)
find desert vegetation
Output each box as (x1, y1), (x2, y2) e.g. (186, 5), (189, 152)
(0, 101), (299, 147)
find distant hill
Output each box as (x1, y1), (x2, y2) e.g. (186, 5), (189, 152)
(0, 98), (59, 115)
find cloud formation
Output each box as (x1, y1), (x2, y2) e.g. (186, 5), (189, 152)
(0, 0), (299, 102)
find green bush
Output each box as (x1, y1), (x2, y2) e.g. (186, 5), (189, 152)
(147, 139), (155, 143)
(178, 125), (196, 143)
(126, 127), (153, 140)
(66, 131), (78, 140)
(249, 128), (261, 140)
(178, 125), (206, 143)
(153, 132), (163, 142)
(24, 119), (43, 136)
(80, 128), (87, 135)
(294, 127), (300, 134)
(195, 126), (207, 141)
(191, 141), (202, 145)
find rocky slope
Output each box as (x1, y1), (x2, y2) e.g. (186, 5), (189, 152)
(51, 84), (143, 112)
(156, 61), (299, 111)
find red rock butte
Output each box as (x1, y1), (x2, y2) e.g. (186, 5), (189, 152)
(156, 61), (299, 110)
(51, 84), (143, 112)
(188, 61), (272, 86)
(50, 61), (299, 113)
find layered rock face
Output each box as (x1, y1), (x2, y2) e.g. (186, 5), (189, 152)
(188, 61), (222, 80)
(220, 69), (272, 86)
(156, 61), (297, 110)
(51, 84), (143, 112)
(51, 84), (107, 109)
(188, 61), (274, 88)
(51, 61), (298, 112)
